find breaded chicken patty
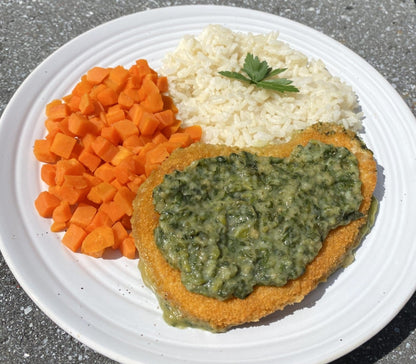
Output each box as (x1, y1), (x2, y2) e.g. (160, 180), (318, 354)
(131, 123), (377, 332)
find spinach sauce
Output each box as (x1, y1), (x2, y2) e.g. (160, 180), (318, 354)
(153, 141), (363, 300)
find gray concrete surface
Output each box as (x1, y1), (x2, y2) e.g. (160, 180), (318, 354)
(1, 0), (415, 363)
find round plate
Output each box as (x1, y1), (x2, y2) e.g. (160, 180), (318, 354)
(1, 5), (415, 364)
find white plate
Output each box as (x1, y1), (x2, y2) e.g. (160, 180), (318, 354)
(1, 5), (415, 364)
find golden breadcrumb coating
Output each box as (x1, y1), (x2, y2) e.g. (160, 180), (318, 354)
(131, 123), (377, 332)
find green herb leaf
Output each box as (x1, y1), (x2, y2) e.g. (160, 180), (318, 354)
(219, 53), (299, 93)
(242, 53), (270, 82)
(256, 80), (300, 93)
(218, 71), (253, 84)
(268, 68), (287, 77)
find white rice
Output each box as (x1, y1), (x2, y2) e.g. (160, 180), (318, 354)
(161, 25), (362, 147)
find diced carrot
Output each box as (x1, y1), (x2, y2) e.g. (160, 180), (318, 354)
(138, 142), (156, 156)
(69, 142), (83, 160)
(50, 132), (77, 159)
(118, 91), (134, 109)
(40, 163), (57, 186)
(67, 94), (81, 112)
(138, 76), (159, 101)
(70, 203), (97, 229)
(113, 167), (130, 186)
(88, 116), (105, 134)
(82, 172), (102, 187)
(138, 111), (160, 136)
(45, 129), (60, 143)
(113, 119), (138, 140)
(163, 141), (182, 153)
(104, 78), (124, 93)
(34, 191), (61, 218)
(68, 112), (93, 137)
(45, 99), (61, 113)
(140, 91), (163, 113)
(123, 134), (142, 154)
(134, 59), (153, 80)
(46, 102), (70, 120)
(52, 200), (72, 223)
(109, 66), (129, 89)
(107, 104), (122, 113)
(152, 131), (168, 144)
(110, 178), (123, 190)
(44, 118), (60, 135)
(111, 146), (133, 167)
(132, 155), (147, 176)
(113, 186), (136, 216)
(55, 159), (85, 185)
(138, 134), (153, 146)
(99, 201), (126, 223)
(144, 162), (160, 177)
(96, 87), (118, 106)
(123, 88), (140, 103)
(51, 221), (67, 232)
(183, 125), (203, 142)
(78, 148), (101, 172)
(106, 108), (125, 124)
(49, 184), (87, 205)
(154, 109), (175, 128)
(112, 156), (135, 185)
(63, 174), (89, 190)
(34, 58), (200, 258)
(90, 136), (118, 162)
(98, 111), (107, 125)
(100, 125), (121, 145)
(86, 67), (110, 85)
(146, 143), (169, 165)
(162, 95), (178, 113)
(79, 93), (95, 115)
(62, 95), (71, 104)
(94, 162), (116, 182)
(72, 78), (93, 97)
(128, 103), (147, 126)
(124, 75), (141, 90)
(87, 182), (117, 204)
(156, 76), (169, 93)
(121, 214), (132, 230)
(81, 225), (114, 258)
(127, 175), (145, 194)
(33, 139), (59, 163)
(161, 118), (181, 138)
(120, 236), (136, 259)
(169, 132), (193, 147)
(112, 221), (128, 249)
(62, 223), (87, 252)
(89, 83), (107, 100)
(57, 117), (76, 137)
(85, 210), (112, 233)
(80, 133), (93, 150)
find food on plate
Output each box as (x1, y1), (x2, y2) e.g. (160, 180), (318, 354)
(131, 123), (378, 332)
(33, 59), (201, 258)
(161, 25), (362, 147)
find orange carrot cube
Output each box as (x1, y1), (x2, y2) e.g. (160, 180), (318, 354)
(120, 235), (136, 259)
(34, 191), (61, 218)
(62, 223), (87, 252)
(50, 132), (77, 159)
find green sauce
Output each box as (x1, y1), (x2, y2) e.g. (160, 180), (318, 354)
(153, 141), (363, 300)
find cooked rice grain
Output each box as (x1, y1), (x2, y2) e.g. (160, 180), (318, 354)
(161, 25), (362, 147)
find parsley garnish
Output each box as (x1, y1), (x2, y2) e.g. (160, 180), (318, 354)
(219, 53), (299, 93)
